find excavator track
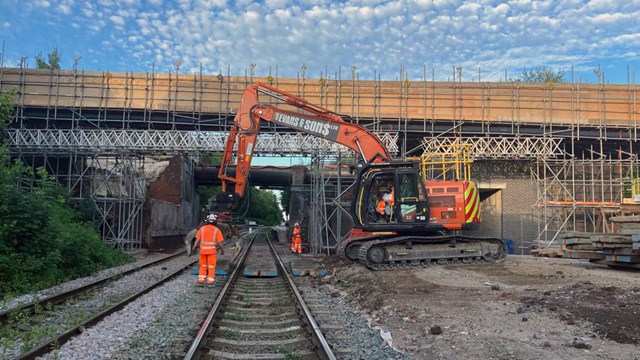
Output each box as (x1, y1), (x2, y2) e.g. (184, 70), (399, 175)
(356, 235), (506, 270)
(337, 235), (388, 261)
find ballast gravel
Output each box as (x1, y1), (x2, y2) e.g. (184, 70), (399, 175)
(39, 270), (218, 360)
(7, 241), (412, 359)
(0, 250), (170, 312)
(2, 254), (196, 359)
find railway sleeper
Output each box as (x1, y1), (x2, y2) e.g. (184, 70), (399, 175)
(219, 318), (301, 329)
(209, 337), (316, 357)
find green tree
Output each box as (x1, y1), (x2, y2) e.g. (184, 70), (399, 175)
(0, 90), (13, 133)
(0, 93), (130, 298)
(242, 187), (283, 225)
(514, 67), (565, 83)
(35, 47), (61, 70)
(279, 188), (291, 216)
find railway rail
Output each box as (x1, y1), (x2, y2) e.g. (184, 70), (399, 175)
(1, 251), (196, 360)
(184, 231), (336, 360)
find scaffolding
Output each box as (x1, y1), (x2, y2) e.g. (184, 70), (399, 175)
(307, 150), (356, 255)
(533, 146), (640, 247)
(15, 151), (145, 250)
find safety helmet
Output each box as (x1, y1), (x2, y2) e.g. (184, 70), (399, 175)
(294, 222), (300, 227)
(206, 213), (217, 224)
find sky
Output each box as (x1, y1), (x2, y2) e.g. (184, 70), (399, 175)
(0, 0), (639, 84)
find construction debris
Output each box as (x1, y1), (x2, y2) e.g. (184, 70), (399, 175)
(530, 247), (563, 258)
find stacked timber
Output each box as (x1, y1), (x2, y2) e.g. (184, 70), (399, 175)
(561, 232), (603, 260)
(561, 216), (640, 268)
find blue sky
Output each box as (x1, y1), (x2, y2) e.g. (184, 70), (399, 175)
(1, 0), (639, 84)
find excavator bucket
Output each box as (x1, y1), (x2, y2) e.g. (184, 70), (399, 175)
(184, 228), (198, 256)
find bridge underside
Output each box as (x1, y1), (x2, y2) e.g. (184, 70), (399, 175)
(12, 106), (640, 157)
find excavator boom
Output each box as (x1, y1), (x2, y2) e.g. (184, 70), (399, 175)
(217, 82), (389, 207)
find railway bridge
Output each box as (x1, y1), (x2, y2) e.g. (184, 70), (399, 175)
(1, 67), (639, 253)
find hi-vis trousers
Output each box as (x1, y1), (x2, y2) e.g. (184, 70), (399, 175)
(291, 235), (302, 253)
(198, 253), (217, 284)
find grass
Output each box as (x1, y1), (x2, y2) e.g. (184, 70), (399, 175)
(130, 336), (144, 348)
(275, 298), (293, 308)
(276, 344), (302, 360)
(18, 324), (58, 353)
(218, 329), (241, 339)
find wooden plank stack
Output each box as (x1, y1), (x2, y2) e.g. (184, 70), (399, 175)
(561, 232), (603, 260)
(560, 216), (640, 269)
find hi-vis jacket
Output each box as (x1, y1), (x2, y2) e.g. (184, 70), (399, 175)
(196, 224), (224, 255)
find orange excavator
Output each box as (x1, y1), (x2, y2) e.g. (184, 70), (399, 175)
(215, 82), (505, 270)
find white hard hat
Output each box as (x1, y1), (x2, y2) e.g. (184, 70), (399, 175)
(206, 214), (217, 223)
(294, 222), (300, 227)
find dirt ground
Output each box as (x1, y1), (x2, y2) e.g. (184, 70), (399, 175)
(315, 255), (640, 360)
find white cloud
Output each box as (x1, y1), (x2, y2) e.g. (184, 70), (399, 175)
(9, 0), (640, 82)
(2, 22), (10, 28)
(58, 4), (72, 14)
(33, 0), (50, 7)
(265, 0), (288, 9)
(110, 15), (126, 26)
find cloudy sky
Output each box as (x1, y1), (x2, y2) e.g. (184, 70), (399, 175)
(0, 0), (639, 83)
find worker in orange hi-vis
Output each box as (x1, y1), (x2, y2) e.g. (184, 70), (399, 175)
(192, 214), (225, 285)
(291, 222), (302, 254)
(376, 196), (387, 222)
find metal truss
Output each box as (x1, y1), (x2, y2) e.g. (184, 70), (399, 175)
(7, 129), (399, 156)
(421, 137), (564, 159)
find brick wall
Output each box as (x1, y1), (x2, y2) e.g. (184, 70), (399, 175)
(472, 161), (538, 254)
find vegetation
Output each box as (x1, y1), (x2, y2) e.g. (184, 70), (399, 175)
(276, 345), (302, 360)
(0, 92), (130, 299)
(240, 187), (283, 225)
(514, 67), (566, 83)
(279, 188), (291, 217)
(218, 328), (241, 339)
(35, 47), (61, 70)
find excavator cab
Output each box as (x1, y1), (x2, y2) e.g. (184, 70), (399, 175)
(352, 161), (481, 234)
(352, 162), (431, 232)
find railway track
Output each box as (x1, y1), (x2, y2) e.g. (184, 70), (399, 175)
(0, 251), (196, 360)
(185, 231), (336, 360)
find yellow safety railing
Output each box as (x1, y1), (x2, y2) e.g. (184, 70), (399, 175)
(416, 142), (473, 182)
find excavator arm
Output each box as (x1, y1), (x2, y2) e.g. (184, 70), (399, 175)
(216, 82), (390, 209)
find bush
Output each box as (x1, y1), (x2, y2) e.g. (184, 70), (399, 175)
(0, 94), (131, 298)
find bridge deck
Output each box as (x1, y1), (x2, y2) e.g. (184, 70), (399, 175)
(1, 68), (638, 129)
